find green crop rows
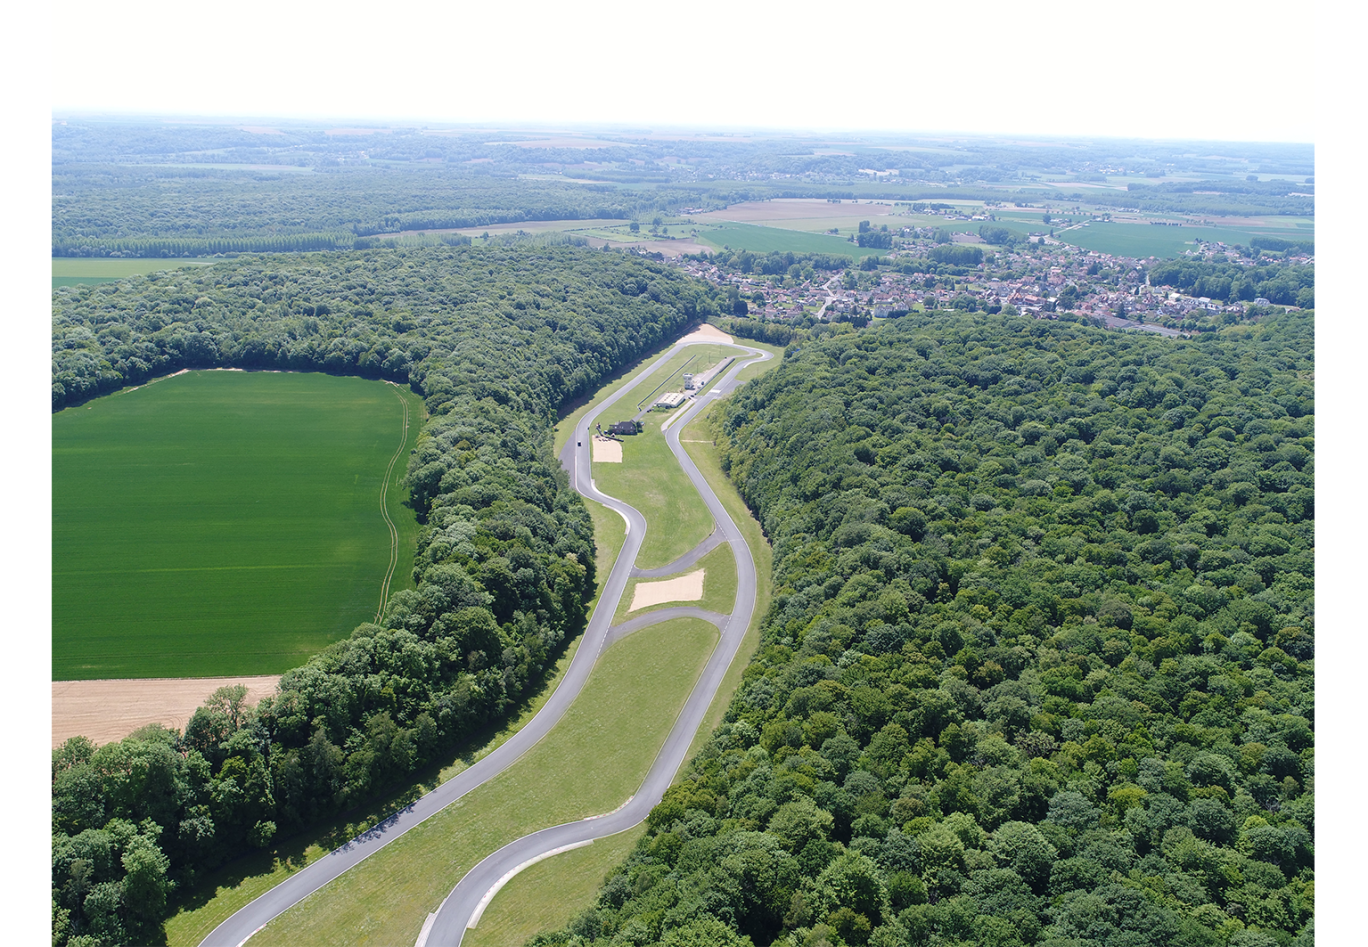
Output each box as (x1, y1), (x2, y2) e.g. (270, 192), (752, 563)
(52, 370), (422, 680)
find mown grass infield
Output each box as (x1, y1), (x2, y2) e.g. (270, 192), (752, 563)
(52, 370), (423, 680)
(248, 617), (719, 947)
(588, 343), (757, 570)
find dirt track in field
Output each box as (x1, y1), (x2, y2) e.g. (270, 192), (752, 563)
(52, 675), (280, 748)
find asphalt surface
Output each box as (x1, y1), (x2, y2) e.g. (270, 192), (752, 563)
(630, 528), (724, 578)
(422, 338), (769, 946)
(199, 336), (770, 947)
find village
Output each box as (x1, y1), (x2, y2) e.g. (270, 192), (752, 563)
(672, 221), (1311, 339)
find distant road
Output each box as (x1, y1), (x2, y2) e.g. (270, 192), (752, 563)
(199, 334), (770, 947)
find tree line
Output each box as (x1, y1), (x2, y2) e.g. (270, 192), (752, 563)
(535, 311), (1314, 947)
(50, 245), (720, 947)
(1147, 259), (1314, 308)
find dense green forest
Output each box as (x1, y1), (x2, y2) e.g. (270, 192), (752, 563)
(1146, 260), (1314, 308)
(536, 312), (1313, 947)
(52, 169), (707, 256)
(49, 246), (724, 946)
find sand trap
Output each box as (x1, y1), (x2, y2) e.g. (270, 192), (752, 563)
(52, 675), (280, 748)
(592, 436), (623, 463)
(682, 324), (733, 344)
(629, 569), (705, 612)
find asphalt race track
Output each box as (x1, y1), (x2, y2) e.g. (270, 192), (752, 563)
(200, 335), (771, 947)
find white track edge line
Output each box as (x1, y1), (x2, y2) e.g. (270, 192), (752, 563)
(465, 840), (595, 929)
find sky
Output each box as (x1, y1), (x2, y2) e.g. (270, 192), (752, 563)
(50, 0), (1315, 143)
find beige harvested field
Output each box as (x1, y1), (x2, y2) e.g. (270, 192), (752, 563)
(682, 323), (734, 344)
(579, 237), (713, 258)
(626, 238), (713, 257)
(629, 570), (704, 612)
(461, 218), (628, 235)
(368, 219), (629, 239)
(696, 199), (897, 225)
(592, 436), (623, 463)
(52, 675), (280, 748)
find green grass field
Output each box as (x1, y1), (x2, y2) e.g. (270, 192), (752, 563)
(248, 617), (719, 947)
(695, 222), (886, 258)
(164, 478), (633, 947)
(52, 258), (217, 288)
(1052, 220), (1315, 259)
(52, 370), (423, 680)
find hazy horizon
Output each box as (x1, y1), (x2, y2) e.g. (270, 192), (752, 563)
(51, 0), (1315, 144)
(50, 111), (1315, 150)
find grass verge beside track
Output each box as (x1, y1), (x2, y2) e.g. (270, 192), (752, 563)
(677, 394), (778, 760)
(460, 825), (647, 947)
(249, 618), (719, 947)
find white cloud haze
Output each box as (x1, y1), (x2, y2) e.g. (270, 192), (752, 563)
(52, 0), (1313, 142)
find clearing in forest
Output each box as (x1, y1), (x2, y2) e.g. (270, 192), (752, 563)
(52, 371), (423, 680)
(52, 257), (216, 288)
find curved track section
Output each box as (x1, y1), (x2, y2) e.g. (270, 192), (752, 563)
(422, 341), (770, 946)
(630, 529), (725, 578)
(199, 335), (770, 947)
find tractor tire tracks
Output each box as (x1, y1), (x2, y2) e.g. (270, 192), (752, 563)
(376, 383), (410, 623)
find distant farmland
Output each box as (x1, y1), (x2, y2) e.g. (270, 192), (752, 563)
(52, 371), (423, 680)
(52, 258), (216, 288)
(695, 222), (886, 258)
(1054, 221), (1314, 259)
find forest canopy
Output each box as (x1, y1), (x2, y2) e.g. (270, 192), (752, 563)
(536, 311), (1314, 947)
(50, 245), (720, 947)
